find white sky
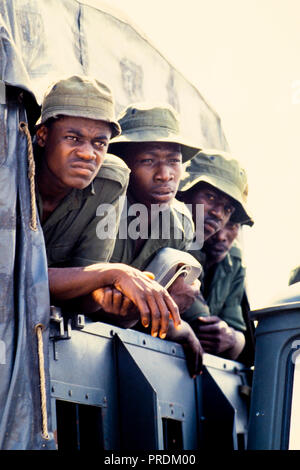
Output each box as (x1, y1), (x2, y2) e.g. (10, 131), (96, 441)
(107, 0), (300, 308)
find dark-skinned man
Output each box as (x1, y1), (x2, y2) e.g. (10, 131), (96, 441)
(34, 76), (181, 340)
(93, 102), (204, 377)
(201, 220), (255, 362)
(177, 149), (253, 360)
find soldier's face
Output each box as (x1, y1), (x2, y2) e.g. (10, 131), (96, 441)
(204, 221), (240, 262)
(36, 116), (112, 191)
(126, 142), (183, 207)
(183, 183), (236, 240)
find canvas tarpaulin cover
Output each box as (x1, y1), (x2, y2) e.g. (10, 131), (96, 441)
(0, 0), (228, 450)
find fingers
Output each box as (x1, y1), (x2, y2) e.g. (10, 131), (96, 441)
(91, 287), (106, 306)
(163, 293), (181, 328)
(104, 287), (114, 310)
(196, 324), (221, 335)
(190, 279), (201, 294)
(198, 340), (215, 353)
(197, 315), (220, 324)
(134, 297), (151, 329)
(183, 341), (203, 378)
(111, 288), (123, 311)
(152, 294), (173, 339)
(192, 344), (203, 377)
(192, 279), (201, 289)
(147, 296), (163, 338)
(137, 292), (174, 339)
(96, 287), (135, 317)
(120, 295), (135, 316)
(143, 271), (155, 280)
(196, 317), (226, 334)
(113, 265), (180, 338)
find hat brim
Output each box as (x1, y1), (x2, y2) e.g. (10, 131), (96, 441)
(35, 109), (121, 138)
(108, 127), (201, 163)
(179, 173), (254, 226)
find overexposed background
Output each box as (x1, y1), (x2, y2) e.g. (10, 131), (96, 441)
(107, 0), (300, 308)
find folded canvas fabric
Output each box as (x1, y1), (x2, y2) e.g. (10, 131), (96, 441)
(145, 247), (202, 289)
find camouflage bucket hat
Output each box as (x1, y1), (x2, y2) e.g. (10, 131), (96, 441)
(108, 102), (201, 162)
(35, 75), (121, 138)
(179, 149), (254, 226)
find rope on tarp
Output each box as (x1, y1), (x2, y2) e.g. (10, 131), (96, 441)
(19, 121), (38, 231)
(35, 323), (49, 440)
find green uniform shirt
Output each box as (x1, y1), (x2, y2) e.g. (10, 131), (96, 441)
(37, 154), (130, 267)
(182, 243), (247, 332)
(110, 196), (194, 270)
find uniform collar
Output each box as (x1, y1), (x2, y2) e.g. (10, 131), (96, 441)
(36, 180), (96, 228)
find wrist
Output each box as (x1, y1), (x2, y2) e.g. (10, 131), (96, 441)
(84, 262), (124, 286)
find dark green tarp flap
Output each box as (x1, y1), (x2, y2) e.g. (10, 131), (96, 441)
(0, 0), (228, 149)
(0, 5), (54, 449)
(0, 97), (55, 449)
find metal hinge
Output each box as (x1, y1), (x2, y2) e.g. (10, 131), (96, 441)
(50, 305), (85, 340)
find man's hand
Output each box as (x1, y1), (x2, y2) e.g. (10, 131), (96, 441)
(111, 266), (181, 339)
(166, 320), (203, 378)
(49, 264), (181, 340)
(193, 316), (245, 359)
(168, 277), (201, 313)
(92, 286), (136, 316)
(90, 286), (139, 328)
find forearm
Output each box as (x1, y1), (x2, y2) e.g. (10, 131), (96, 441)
(48, 264), (120, 301)
(48, 263), (180, 340)
(166, 319), (203, 377)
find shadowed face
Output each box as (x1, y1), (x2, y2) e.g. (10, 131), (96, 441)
(180, 182), (236, 240)
(204, 220), (240, 262)
(125, 142), (183, 207)
(36, 116), (112, 192)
